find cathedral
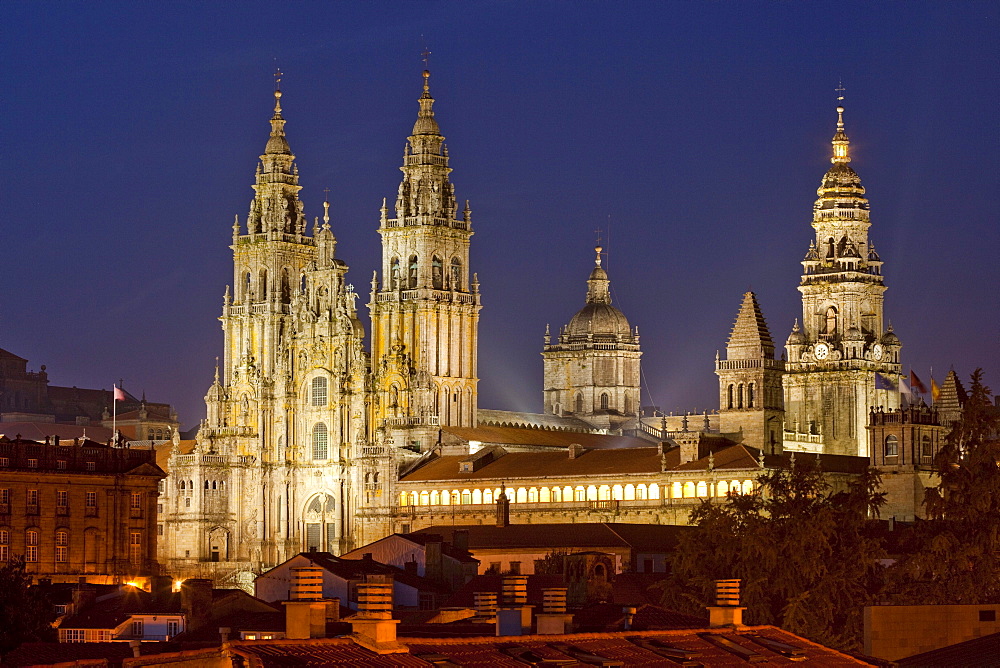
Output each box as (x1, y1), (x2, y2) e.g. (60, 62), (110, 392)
(158, 72), (905, 581)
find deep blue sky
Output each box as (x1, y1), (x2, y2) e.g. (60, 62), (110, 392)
(3, 2), (997, 428)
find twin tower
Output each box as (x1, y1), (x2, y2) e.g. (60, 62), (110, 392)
(164, 73), (902, 574)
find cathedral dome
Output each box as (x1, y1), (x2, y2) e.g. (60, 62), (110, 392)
(566, 302), (632, 338)
(265, 133), (291, 155)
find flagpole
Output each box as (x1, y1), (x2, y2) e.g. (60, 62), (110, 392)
(113, 384), (117, 446)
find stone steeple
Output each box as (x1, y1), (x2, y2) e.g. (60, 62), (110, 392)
(726, 291), (775, 361)
(782, 100), (902, 457)
(716, 292), (784, 453)
(369, 68), (481, 449)
(247, 88), (306, 237)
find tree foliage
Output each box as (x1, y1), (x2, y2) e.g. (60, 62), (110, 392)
(887, 369), (1000, 604)
(656, 456), (885, 652)
(0, 557), (57, 655)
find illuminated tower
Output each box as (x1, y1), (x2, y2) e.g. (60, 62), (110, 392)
(716, 291), (785, 453)
(542, 246), (641, 430)
(782, 101), (901, 457)
(369, 69), (481, 451)
(163, 85), (369, 575)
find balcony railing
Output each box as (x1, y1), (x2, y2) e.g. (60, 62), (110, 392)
(383, 415), (440, 428)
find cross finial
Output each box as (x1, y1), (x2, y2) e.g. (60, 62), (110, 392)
(421, 38), (431, 69)
(835, 81), (845, 102)
(274, 64), (283, 92)
(594, 228), (604, 247)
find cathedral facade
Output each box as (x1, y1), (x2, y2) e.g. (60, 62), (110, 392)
(158, 76), (904, 580)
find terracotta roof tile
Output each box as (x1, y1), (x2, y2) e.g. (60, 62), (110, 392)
(444, 424), (653, 449)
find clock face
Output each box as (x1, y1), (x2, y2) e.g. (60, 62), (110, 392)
(873, 343), (884, 361)
(814, 342), (830, 360)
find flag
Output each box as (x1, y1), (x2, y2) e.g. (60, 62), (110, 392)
(875, 373), (897, 391)
(910, 370), (928, 394)
(931, 377), (941, 403)
(899, 377), (913, 398)
(114, 385), (126, 402)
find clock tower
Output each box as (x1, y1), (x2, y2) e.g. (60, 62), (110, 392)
(782, 101), (902, 457)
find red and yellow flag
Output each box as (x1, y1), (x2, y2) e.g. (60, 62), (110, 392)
(931, 377), (941, 403)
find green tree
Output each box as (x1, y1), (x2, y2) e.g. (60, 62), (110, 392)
(888, 369), (1000, 604)
(0, 557), (57, 655)
(656, 457), (885, 652)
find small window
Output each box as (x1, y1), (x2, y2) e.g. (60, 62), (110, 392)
(27, 459), (38, 469)
(85, 492), (97, 508)
(57, 460), (67, 470)
(980, 610), (996, 622)
(86, 462), (96, 471)
(884, 435), (899, 457)
(508, 561), (521, 575)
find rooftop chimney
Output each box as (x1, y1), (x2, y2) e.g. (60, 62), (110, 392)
(496, 484), (510, 528)
(498, 576), (532, 636)
(474, 591), (498, 621)
(536, 587), (572, 635)
(349, 576), (406, 654)
(283, 567), (328, 640)
(707, 579), (746, 628)
(568, 443), (585, 459)
(452, 529), (470, 552)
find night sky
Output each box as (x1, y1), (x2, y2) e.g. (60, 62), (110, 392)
(3, 2), (997, 429)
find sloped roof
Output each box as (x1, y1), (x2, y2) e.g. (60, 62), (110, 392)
(393, 532), (479, 564)
(0, 421), (114, 443)
(59, 588), (183, 630)
(477, 409), (599, 432)
(402, 446), (675, 482)
(895, 630), (1000, 667)
(215, 627), (873, 665)
(154, 439), (196, 471)
(260, 552), (447, 595)
(409, 523), (690, 552)
(573, 602), (707, 632)
(443, 424), (652, 449)
(726, 291), (775, 359)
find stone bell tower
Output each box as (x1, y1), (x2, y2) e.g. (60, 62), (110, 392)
(715, 291), (784, 454)
(369, 69), (481, 452)
(782, 100), (902, 457)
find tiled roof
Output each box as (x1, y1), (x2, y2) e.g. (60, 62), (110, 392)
(59, 588), (183, 630)
(391, 532), (480, 564)
(444, 424), (653, 449)
(263, 552), (448, 594)
(443, 574), (568, 608)
(0, 422), (114, 443)
(402, 446), (676, 482)
(409, 523), (690, 552)
(212, 627), (874, 666)
(154, 439), (196, 471)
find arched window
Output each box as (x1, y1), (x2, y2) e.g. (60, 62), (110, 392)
(649, 484), (660, 500)
(432, 256), (443, 289)
(450, 257), (462, 289)
(550, 487), (561, 503)
(600, 393), (610, 410)
(516, 488), (527, 503)
(528, 488), (538, 503)
(742, 480), (754, 495)
(922, 434), (933, 459)
(727, 384), (734, 409)
(55, 530), (69, 563)
(718, 481), (729, 496)
(473, 489), (483, 504)
(587, 485), (598, 501)
(737, 384), (744, 409)
(420, 491), (430, 506)
(884, 435), (898, 457)
(625, 484), (636, 501)
(311, 377), (328, 407)
(682, 482), (695, 498)
(825, 306), (838, 335)
(598, 485), (610, 500)
(312, 423), (329, 460)
(636, 484), (647, 500)
(440, 491), (450, 506)
(484, 489), (494, 504)
(408, 255), (418, 288)
(747, 383), (755, 408)
(575, 394), (583, 413)
(671, 482), (682, 499)
(540, 487), (550, 503)
(612, 485), (623, 500)
(244, 271), (253, 301)
(390, 258), (401, 290)
(696, 482), (708, 498)
(399, 492), (408, 506)
(259, 268), (268, 300)
(574, 486), (585, 502)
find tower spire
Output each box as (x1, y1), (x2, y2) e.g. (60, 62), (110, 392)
(831, 86), (850, 164)
(586, 245), (612, 305)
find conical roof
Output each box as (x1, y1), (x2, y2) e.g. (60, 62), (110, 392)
(726, 292), (775, 361)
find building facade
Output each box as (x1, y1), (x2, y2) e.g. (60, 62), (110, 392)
(0, 435), (164, 583)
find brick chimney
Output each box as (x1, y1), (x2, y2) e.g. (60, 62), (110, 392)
(707, 579), (746, 628)
(283, 567), (328, 639)
(349, 576), (407, 655)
